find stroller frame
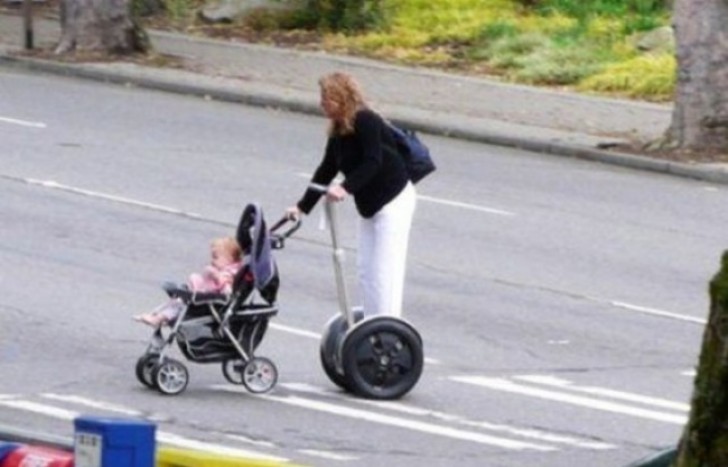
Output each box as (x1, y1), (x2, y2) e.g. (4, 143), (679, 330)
(134, 203), (300, 396)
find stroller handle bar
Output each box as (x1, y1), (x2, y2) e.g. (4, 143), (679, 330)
(269, 215), (302, 250)
(268, 182), (327, 247)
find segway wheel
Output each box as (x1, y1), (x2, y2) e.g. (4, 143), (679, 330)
(241, 357), (278, 394)
(341, 317), (423, 400)
(222, 359), (246, 385)
(152, 359), (189, 395)
(135, 354), (159, 389)
(320, 314), (350, 390)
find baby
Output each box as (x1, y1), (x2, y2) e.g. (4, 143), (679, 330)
(134, 236), (243, 327)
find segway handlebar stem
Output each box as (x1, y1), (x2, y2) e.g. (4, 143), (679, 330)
(309, 183), (354, 326)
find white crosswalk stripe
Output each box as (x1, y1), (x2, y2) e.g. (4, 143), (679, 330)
(278, 382), (616, 450)
(0, 399), (77, 420)
(213, 384), (557, 451)
(512, 375), (689, 411)
(450, 375), (688, 425)
(41, 394), (144, 417)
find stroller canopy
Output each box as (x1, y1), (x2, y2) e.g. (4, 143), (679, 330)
(236, 203), (277, 298)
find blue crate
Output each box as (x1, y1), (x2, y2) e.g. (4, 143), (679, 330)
(74, 417), (156, 467)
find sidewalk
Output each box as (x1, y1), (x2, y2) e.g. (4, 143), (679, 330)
(1, 10), (727, 184)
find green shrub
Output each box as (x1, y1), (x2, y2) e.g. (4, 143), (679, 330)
(477, 20), (520, 42)
(515, 0), (665, 16)
(164, 0), (192, 22)
(515, 0), (668, 39)
(511, 44), (606, 84)
(296, 0), (389, 32)
(244, 8), (302, 31)
(577, 52), (675, 100)
(485, 33), (549, 68)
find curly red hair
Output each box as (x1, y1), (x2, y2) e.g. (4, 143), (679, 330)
(319, 72), (368, 136)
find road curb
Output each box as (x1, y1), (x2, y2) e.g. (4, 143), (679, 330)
(2, 52), (728, 185)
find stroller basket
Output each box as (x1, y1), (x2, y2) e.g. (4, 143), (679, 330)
(176, 303), (278, 363)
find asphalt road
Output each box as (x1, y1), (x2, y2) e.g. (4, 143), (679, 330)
(1, 66), (725, 466)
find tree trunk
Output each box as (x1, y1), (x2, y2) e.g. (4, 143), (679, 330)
(674, 251), (728, 466)
(55, 0), (149, 54)
(664, 0), (728, 150)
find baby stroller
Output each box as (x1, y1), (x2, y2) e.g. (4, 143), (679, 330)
(134, 203), (300, 396)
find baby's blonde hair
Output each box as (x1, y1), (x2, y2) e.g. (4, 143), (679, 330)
(211, 236), (242, 261)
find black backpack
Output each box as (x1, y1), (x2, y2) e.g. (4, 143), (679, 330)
(387, 123), (436, 184)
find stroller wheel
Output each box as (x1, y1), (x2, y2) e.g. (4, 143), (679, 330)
(341, 317), (423, 400)
(135, 355), (159, 389)
(152, 359), (189, 395)
(241, 357), (278, 394)
(222, 359), (246, 385)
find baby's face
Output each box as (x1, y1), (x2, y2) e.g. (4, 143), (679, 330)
(211, 247), (236, 267)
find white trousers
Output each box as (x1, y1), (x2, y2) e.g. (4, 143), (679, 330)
(357, 182), (417, 317)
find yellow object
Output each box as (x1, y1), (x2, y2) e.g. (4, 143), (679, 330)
(157, 447), (300, 467)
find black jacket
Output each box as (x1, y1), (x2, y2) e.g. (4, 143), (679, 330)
(297, 109), (409, 218)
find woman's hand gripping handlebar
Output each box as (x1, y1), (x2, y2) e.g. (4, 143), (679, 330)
(286, 182), (348, 221)
(283, 182), (344, 223)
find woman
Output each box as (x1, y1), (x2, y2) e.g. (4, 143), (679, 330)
(287, 72), (416, 318)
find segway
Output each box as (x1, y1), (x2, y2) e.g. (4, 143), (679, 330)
(312, 184), (424, 400)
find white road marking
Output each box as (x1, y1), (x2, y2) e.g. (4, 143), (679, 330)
(0, 400), (77, 420)
(450, 376), (687, 425)
(368, 402), (615, 450)
(610, 301), (705, 324)
(41, 393), (143, 416)
(681, 369), (696, 377)
(0, 116), (46, 128)
(213, 385), (555, 451)
(270, 323), (320, 339)
(281, 383), (615, 450)
(513, 375), (689, 412)
(298, 449), (359, 461)
(280, 383), (332, 393)
(23, 178), (206, 219)
(417, 194), (515, 216)
(225, 434), (277, 449)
